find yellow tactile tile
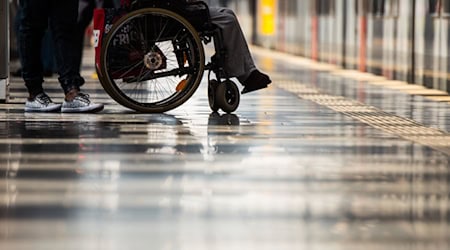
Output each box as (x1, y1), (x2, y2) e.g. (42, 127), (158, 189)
(368, 80), (407, 86)
(426, 96), (450, 102)
(330, 69), (361, 76)
(404, 89), (449, 96)
(385, 84), (426, 90)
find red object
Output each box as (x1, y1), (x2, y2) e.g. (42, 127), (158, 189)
(358, 16), (367, 72)
(93, 8), (106, 76)
(311, 15), (319, 61)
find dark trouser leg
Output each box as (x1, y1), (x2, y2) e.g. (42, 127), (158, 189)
(41, 30), (56, 73)
(209, 7), (256, 81)
(18, 0), (50, 97)
(49, 0), (85, 94)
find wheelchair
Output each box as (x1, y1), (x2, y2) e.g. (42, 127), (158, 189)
(97, 0), (240, 113)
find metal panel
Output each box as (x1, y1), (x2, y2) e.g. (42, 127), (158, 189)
(0, 0), (10, 102)
(344, 0), (360, 70)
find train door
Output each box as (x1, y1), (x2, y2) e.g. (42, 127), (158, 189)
(294, 0), (311, 57)
(366, 0), (385, 75)
(315, 0), (341, 64)
(435, 0), (450, 92)
(334, 0), (347, 66)
(370, 0), (410, 81)
(345, 0), (412, 79)
(416, 0), (450, 92)
(275, 0), (305, 55)
(379, 0), (404, 80)
(343, 0), (366, 70)
(0, 0), (9, 102)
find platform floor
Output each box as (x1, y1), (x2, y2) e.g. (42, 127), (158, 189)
(1, 47), (450, 250)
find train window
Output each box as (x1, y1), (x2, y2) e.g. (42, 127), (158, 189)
(280, 0), (297, 17)
(371, 0), (385, 17)
(428, 0), (450, 17)
(429, 0), (441, 16)
(443, 0), (450, 17)
(370, 0), (399, 18)
(287, 0), (297, 17)
(385, 0), (399, 17)
(356, 0), (370, 16)
(316, 0), (335, 16)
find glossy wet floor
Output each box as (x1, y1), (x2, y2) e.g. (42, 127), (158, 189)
(1, 48), (449, 250)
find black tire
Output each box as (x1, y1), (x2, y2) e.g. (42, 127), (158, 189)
(208, 79), (220, 112)
(99, 8), (205, 113)
(216, 80), (240, 113)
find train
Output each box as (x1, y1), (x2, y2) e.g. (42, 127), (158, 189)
(217, 0), (450, 93)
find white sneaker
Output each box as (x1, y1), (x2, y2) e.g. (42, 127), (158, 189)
(61, 93), (104, 113)
(25, 93), (61, 112)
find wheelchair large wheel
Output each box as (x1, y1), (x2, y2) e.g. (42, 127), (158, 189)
(99, 8), (205, 113)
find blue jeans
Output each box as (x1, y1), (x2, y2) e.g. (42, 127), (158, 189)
(19, 0), (84, 96)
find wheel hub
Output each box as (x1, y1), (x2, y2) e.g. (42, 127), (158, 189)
(144, 51), (164, 70)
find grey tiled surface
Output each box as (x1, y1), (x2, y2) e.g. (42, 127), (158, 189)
(0, 49), (449, 250)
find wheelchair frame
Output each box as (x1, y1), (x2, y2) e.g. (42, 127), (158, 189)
(97, 0), (240, 113)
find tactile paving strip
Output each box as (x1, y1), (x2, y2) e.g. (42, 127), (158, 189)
(276, 79), (450, 155)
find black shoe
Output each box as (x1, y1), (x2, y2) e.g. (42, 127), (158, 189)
(241, 70), (272, 94)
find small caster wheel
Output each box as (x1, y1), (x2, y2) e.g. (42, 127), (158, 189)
(216, 80), (240, 113)
(208, 79), (220, 112)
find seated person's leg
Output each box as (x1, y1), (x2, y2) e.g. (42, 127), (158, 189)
(209, 7), (271, 94)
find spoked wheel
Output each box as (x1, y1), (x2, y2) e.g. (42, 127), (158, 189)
(216, 80), (240, 113)
(208, 79), (220, 112)
(99, 8), (205, 113)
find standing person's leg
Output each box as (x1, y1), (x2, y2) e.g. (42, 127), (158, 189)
(14, 4), (55, 78)
(49, 0), (85, 93)
(41, 29), (56, 76)
(19, 0), (61, 112)
(209, 7), (271, 94)
(18, 0), (49, 98)
(50, 0), (104, 112)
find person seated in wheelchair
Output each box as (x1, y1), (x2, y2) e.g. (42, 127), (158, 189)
(172, 0), (270, 94)
(207, 5), (272, 94)
(116, 0), (271, 94)
(98, 0), (271, 113)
